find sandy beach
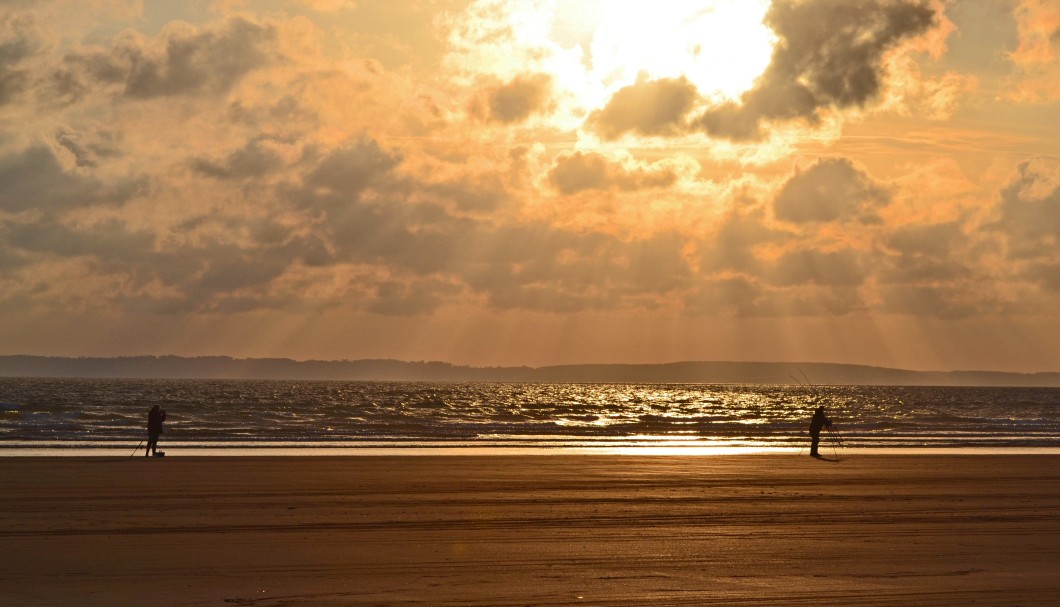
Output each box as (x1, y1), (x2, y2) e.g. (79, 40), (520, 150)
(1, 454), (1058, 606)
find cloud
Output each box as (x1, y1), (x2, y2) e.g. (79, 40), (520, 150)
(877, 283), (988, 318)
(1024, 262), (1060, 292)
(56, 17), (278, 101)
(768, 248), (868, 287)
(684, 278), (865, 317)
(290, 136), (476, 278)
(5, 217), (155, 263)
(548, 152), (677, 195)
(1006, 0), (1060, 102)
(464, 229), (693, 312)
(548, 152), (608, 194)
(880, 54), (977, 121)
(275, 138), (697, 315)
(0, 9), (40, 106)
(54, 129), (97, 168)
(302, 136), (402, 199)
(698, 209), (786, 275)
(698, 0), (937, 140)
(366, 278), (461, 316)
(869, 219), (992, 318)
(481, 73), (553, 123)
(588, 76), (698, 139)
(297, 0), (358, 11)
(0, 145), (140, 212)
(878, 221), (973, 284)
(773, 157), (892, 223)
(990, 161), (1060, 263)
(683, 276), (765, 316)
(192, 138), (287, 180)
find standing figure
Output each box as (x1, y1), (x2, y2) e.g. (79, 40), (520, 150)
(808, 405), (832, 458)
(146, 405), (166, 457)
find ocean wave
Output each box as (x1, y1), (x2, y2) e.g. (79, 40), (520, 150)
(0, 379), (1057, 448)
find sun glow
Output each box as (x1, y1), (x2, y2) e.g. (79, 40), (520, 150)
(553, 0), (776, 105)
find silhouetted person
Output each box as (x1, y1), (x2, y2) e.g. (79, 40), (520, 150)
(808, 405), (832, 457)
(146, 405), (166, 457)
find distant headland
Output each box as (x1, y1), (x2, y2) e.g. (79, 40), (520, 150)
(0, 355), (1057, 386)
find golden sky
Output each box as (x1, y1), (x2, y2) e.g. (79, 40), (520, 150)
(1, 0), (1058, 372)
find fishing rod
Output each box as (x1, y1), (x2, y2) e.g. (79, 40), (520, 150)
(130, 439), (144, 457)
(790, 370), (822, 402)
(790, 372), (822, 456)
(800, 369), (822, 401)
(790, 374), (807, 455)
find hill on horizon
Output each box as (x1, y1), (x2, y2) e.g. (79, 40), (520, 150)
(0, 355), (1058, 387)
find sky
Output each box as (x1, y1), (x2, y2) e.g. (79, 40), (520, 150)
(0, 0), (1058, 372)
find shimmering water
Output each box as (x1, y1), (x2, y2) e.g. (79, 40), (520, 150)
(1, 378), (1058, 453)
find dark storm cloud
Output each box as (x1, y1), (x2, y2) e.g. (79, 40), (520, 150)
(485, 73), (553, 123)
(588, 76), (698, 139)
(0, 145), (141, 211)
(698, 0), (936, 140)
(773, 157), (891, 223)
(57, 17), (278, 100)
(548, 152), (677, 194)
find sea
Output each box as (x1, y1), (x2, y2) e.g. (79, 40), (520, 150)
(1, 378), (1059, 455)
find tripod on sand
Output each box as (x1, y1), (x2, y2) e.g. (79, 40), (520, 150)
(826, 424), (844, 460)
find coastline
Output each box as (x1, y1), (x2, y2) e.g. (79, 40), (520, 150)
(3, 454), (1058, 605)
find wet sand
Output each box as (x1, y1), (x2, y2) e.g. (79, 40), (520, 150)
(1, 454), (1058, 606)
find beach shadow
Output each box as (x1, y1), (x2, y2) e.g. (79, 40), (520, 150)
(810, 455), (842, 463)
(89, 456), (163, 464)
